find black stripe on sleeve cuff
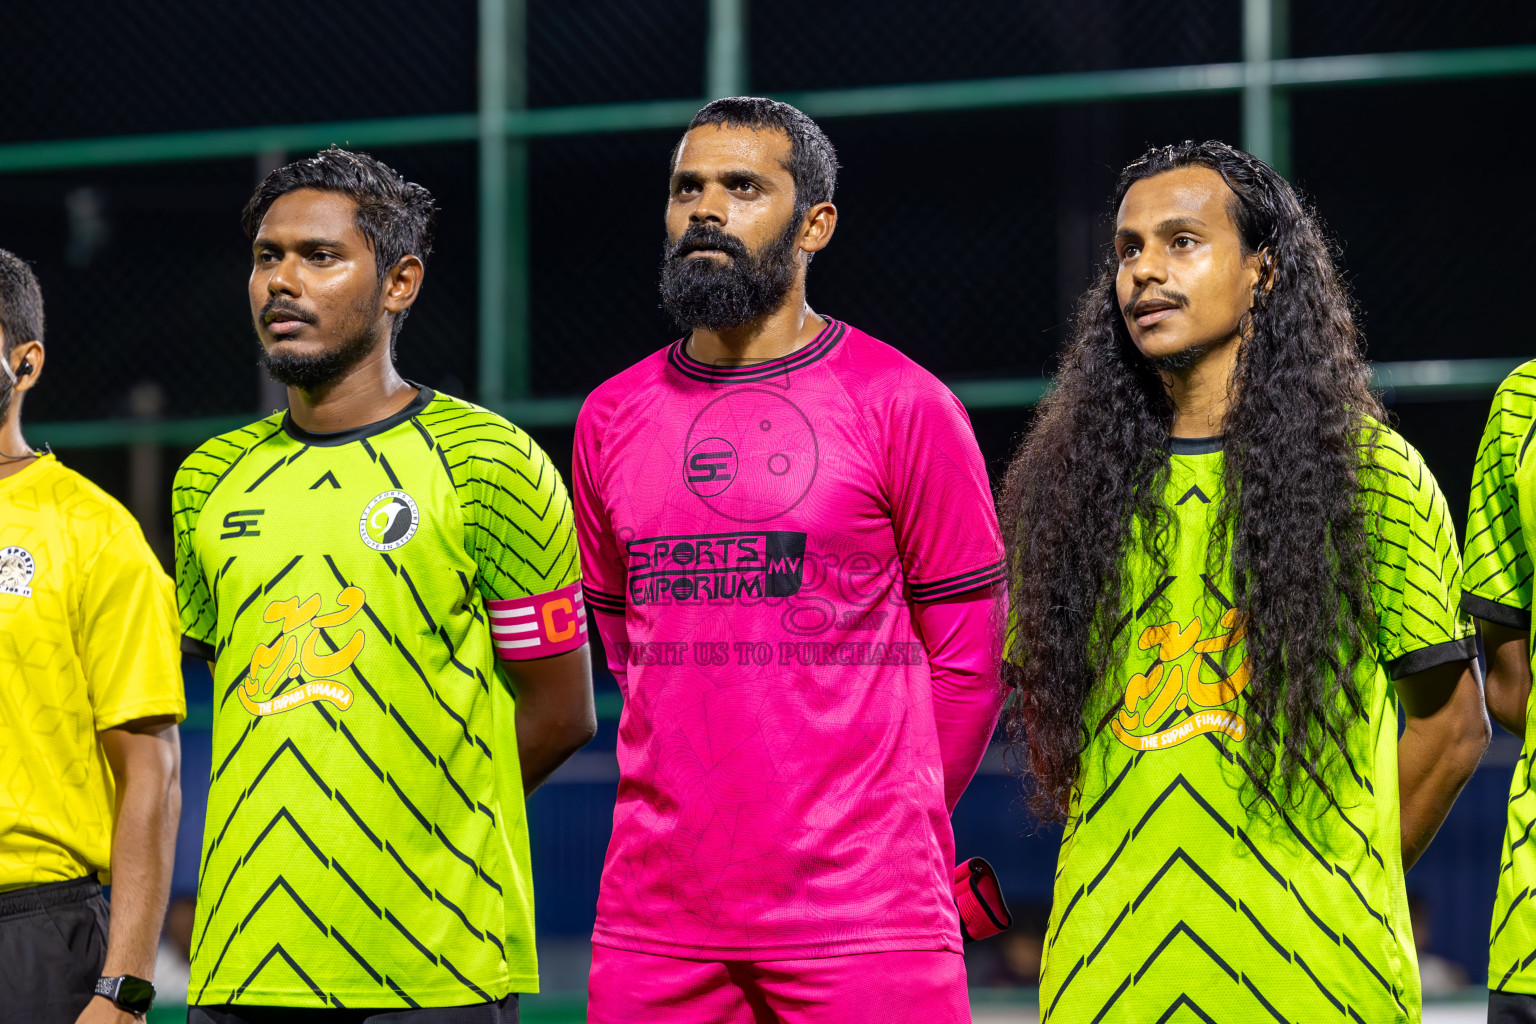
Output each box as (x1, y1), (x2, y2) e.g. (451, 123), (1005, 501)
(584, 586), (627, 615)
(909, 561), (1007, 603)
(1385, 634), (1479, 681)
(181, 635), (216, 661)
(1461, 592), (1532, 631)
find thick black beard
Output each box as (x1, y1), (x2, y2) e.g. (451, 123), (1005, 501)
(258, 323), (381, 391)
(659, 215), (800, 332)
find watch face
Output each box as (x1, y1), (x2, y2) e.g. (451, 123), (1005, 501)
(115, 976), (155, 1012)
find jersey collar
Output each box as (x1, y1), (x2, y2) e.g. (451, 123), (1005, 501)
(668, 318), (846, 384)
(280, 385), (435, 447)
(1169, 435), (1224, 455)
(0, 451), (56, 496)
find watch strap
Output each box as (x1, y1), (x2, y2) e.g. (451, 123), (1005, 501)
(94, 974), (156, 1014)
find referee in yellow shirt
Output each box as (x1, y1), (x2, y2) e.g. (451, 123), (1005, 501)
(0, 249), (185, 1022)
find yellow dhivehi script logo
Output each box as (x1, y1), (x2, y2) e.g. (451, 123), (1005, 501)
(240, 587), (366, 717)
(1111, 607), (1251, 751)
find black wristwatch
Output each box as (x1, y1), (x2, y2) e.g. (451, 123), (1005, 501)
(94, 975), (156, 1015)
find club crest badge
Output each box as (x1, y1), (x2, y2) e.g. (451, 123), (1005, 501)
(359, 491), (420, 551)
(0, 546), (35, 597)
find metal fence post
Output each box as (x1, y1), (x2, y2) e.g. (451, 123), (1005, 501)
(478, 0), (529, 406)
(707, 0), (749, 99)
(1243, 0), (1291, 177)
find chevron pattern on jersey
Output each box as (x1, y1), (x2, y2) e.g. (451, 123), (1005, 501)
(416, 401), (579, 600)
(187, 702), (504, 1008)
(1043, 729), (1407, 1024)
(1462, 363), (1536, 994)
(1042, 423), (1471, 1024)
(1361, 429), (1470, 668)
(1463, 363), (1536, 616)
(173, 390), (574, 1005)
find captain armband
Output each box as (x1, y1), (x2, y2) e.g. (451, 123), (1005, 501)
(487, 580), (589, 660)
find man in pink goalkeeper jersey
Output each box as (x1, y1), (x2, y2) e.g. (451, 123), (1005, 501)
(574, 97), (1007, 1022)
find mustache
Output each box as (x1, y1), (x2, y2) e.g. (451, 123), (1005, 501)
(666, 225), (751, 263)
(1121, 289), (1190, 320)
(260, 298), (318, 325)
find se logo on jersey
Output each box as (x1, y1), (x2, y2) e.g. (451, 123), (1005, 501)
(0, 545), (35, 597)
(684, 390), (818, 522)
(240, 586), (365, 718)
(360, 490), (419, 551)
(1110, 608), (1251, 752)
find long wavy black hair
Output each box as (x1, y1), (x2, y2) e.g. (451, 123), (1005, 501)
(1000, 140), (1384, 820)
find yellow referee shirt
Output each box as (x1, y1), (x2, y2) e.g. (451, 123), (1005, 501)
(0, 453), (184, 891)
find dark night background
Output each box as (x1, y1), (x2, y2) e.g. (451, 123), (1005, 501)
(3, 0), (1534, 999)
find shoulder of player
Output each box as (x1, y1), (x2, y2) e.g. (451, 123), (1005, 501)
(171, 414), (285, 518)
(1487, 360), (1536, 424)
(174, 414), (285, 485)
(413, 392), (562, 504)
(413, 390), (532, 449)
(578, 347), (672, 433)
(831, 325), (964, 415)
(42, 460), (158, 572)
(1358, 420), (1439, 503)
(1494, 359), (1536, 402)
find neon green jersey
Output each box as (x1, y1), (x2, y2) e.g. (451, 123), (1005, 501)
(173, 388), (580, 1007)
(1040, 426), (1473, 1024)
(1461, 362), (1536, 994)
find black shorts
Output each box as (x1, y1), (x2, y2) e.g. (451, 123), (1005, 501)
(0, 875), (110, 1024)
(187, 995), (518, 1024)
(1493, 990), (1536, 1023)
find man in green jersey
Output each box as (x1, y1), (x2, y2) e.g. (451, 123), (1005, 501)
(997, 141), (1490, 1022)
(1462, 364), (1536, 1020)
(174, 148), (596, 1022)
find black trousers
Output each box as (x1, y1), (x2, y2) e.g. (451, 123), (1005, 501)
(1493, 990), (1536, 1023)
(0, 876), (109, 1024)
(188, 995), (518, 1023)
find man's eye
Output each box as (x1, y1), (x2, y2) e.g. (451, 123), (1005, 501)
(734, 182), (756, 193)
(310, 252), (336, 263)
(1173, 236), (1198, 249)
(1120, 245), (1140, 261)
(257, 251), (278, 264)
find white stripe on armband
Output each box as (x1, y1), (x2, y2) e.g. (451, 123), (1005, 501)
(485, 580), (588, 660)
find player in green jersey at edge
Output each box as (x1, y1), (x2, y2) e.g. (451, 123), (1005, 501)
(998, 140), (1490, 1023)
(174, 147), (596, 1023)
(1462, 363), (1536, 1021)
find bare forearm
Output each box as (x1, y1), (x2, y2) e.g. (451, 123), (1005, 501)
(99, 725), (181, 979)
(505, 646), (598, 794)
(515, 705), (595, 792)
(1482, 621), (1532, 738)
(1398, 717), (1483, 869)
(104, 781), (179, 976)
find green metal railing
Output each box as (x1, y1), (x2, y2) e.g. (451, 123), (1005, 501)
(5, 0), (1533, 446)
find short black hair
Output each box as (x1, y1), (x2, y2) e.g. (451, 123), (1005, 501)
(0, 248), (44, 357)
(242, 146), (438, 280)
(680, 97), (839, 218)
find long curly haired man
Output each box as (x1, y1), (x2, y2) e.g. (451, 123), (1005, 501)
(1000, 141), (1487, 1022)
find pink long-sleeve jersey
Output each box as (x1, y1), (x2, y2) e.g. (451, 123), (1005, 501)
(574, 318), (1005, 960)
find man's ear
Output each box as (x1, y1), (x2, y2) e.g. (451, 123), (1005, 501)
(6, 339), (44, 394)
(1256, 246), (1276, 297)
(382, 255), (426, 315)
(799, 202), (838, 255)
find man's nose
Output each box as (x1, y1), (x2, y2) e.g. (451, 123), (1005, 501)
(1131, 249), (1167, 287)
(268, 255), (301, 296)
(690, 182), (729, 226)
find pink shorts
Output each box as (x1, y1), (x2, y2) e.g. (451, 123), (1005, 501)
(587, 944), (971, 1024)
